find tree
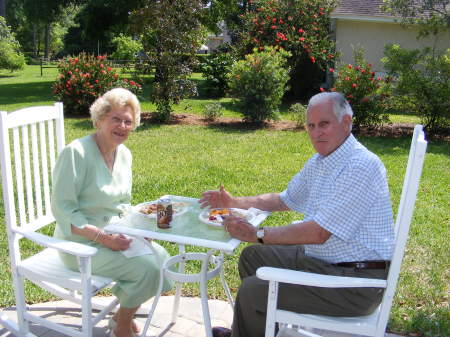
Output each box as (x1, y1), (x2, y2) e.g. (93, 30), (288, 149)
(131, 0), (206, 122)
(381, 0), (449, 37)
(236, 0), (338, 99)
(0, 15), (25, 71)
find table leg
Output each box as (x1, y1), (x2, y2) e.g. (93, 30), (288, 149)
(171, 244), (186, 323)
(218, 252), (235, 310)
(200, 249), (216, 337)
(139, 238), (165, 337)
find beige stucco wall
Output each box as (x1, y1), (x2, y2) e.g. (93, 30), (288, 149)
(334, 20), (450, 72)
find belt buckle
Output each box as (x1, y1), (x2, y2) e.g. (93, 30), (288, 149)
(355, 262), (365, 270)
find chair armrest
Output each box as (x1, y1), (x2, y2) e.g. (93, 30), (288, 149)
(14, 227), (97, 257)
(256, 267), (387, 288)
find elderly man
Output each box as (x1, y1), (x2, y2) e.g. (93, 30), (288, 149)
(199, 92), (395, 337)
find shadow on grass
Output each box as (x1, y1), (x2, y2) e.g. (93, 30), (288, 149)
(0, 81), (54, 106)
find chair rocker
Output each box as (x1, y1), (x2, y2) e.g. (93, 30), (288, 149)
(257, 125), (428, 337)
(0, 104), (119, 337)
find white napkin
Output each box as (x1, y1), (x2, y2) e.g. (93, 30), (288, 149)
(120, 236), (154, 258)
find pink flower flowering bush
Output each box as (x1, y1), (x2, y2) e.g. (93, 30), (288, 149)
(328, 49), (391, 129)
(53, 53), (142, 115)
(237, 0), (337, 97)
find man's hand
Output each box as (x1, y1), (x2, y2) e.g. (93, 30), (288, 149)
(99, 233), (132, 251)
(222, 215), (258, 242)
(199, 184), (233, 209)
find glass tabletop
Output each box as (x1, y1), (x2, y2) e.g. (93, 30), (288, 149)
(105, 195), (270, 253)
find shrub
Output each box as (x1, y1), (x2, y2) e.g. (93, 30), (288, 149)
(201, 51), (235, 97)
(202, 102), (224, 121)
(288, 103), (307, 127)
(111, 34), (143, 61)
(228, 47), (291, 123)
(0, 17), (25, 72)
(382, 44), (449, 134)
(53, 53), (142, 115)
(330, 49), (390, 130)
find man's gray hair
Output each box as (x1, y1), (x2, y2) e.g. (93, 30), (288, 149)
(307, 92), (353, 122)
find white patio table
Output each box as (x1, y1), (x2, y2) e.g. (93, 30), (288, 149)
(104, 195), (270, 337)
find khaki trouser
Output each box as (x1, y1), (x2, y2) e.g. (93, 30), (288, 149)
(231, 245), (388, 337)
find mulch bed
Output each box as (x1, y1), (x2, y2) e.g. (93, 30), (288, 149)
(141, 112), (449, 141)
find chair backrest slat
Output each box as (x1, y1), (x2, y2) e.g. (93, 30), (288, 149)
(12, 127), (26, 225)
(39, 121), (51, 216)
(48, 119), (56, 181)
(21, 125), (35, 222)
(30, 123), (43, 218)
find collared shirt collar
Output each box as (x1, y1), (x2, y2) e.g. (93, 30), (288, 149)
(317, 134), (356, 171)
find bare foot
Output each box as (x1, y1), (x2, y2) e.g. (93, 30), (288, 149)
(111, 316), (140, 334)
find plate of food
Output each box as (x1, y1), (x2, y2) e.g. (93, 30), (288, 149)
(134, 201), (189, 218)
(198, 208), (255, 227)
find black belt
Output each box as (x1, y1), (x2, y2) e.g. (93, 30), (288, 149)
(334, 261), (390, 270)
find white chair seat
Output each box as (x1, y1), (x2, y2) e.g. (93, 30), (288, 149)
(18, 249), (113, 293)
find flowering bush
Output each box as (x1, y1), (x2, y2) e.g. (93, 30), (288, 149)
(237, 0), (337, 98)
(53, 53), (142, 115)
(329, 49), (390, 129)
(228, 46), (291, 122)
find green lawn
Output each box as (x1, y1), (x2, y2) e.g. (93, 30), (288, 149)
(0, 66), (448, 336)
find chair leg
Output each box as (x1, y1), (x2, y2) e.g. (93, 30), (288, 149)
(265, 280), (279, 337)
(13, 273), (31, 336)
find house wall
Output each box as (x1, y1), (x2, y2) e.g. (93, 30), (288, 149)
(334, 20), (450, 72)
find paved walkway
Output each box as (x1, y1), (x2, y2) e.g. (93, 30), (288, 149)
(0, 296), (402, 337)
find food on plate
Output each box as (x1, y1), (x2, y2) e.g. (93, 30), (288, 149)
(139, 201), (187, 216)
(207, 208), (248, 224)
(140, 203), (158, 215)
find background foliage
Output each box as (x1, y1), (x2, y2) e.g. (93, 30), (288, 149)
(228, 46), (290, 122)
(0, 16), (25, 71)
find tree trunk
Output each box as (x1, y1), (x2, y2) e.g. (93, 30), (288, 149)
(0, 0), (6, 19)
(44, 24), (50, 59)
(33, 24), (38, 57)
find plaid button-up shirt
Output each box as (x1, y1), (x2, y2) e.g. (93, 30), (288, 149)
(280, 134), (395, 264)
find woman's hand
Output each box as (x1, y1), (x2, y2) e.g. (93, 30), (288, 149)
(222, 215), (257, 243)
(99, 233), (132, 251)
(199, 184), (233, 209)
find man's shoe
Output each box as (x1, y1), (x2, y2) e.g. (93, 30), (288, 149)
(212, 326), (232, 337)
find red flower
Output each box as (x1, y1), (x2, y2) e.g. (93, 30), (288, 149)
(130, 80), (136, 86)
(271, 25), (277, 29)
(298, 28), (304, 33)
(107, 67), (112, 71)
(352, 83), (357, 88)
(348, 64), (353, 69)
(320, 87), (326, 92)
(329, 68), (335, 73)
(310, 56), (316, 63)
(299, 37), (305, 41)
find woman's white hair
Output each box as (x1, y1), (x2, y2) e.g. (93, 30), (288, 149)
(307, 92), (353, 122)
(90, 88), (141, 129)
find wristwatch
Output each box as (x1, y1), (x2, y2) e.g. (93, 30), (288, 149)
(256, 227), (265, 244)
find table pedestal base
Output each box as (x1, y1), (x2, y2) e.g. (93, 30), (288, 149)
(140, 246), (234, 337)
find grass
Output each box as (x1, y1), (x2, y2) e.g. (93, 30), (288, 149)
(0, 66), (448, 336)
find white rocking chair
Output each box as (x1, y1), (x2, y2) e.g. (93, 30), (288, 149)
(257, 125), (428, 337)
(0, 104), (119, 337)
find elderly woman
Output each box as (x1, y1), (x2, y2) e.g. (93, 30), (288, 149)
(51, 88), (172, 337)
